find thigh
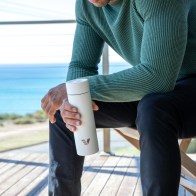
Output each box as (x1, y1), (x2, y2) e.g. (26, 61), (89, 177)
(94, 76), (196, 138)
(93, 101), (138, 128)
(139, 76), (196, 138)
(172, 76), (196, 138)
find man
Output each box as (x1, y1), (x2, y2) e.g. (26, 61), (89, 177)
(41, 0), (196, 195)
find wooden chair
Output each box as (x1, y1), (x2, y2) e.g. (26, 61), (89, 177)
(114, 127), (196, 195)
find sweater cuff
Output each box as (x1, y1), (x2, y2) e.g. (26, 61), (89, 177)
(66, 67), (98, 82)
(84, 75), (102, 101)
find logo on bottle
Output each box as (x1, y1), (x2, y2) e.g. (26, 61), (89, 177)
(81, 138), (90, 145)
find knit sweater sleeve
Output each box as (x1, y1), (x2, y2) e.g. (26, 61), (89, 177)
(66, 0), (104, 81)
(86, 0), (188, 102)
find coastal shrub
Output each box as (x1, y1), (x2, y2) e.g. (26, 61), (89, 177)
(0, 113), (22, 120)
(14, 117), (36, 124)
(26, 110), (47, 122)
(0, 110), (47, 124)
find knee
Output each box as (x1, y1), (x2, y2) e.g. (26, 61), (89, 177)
(137, 93), (167, 122)
(136, 93), (173, 137)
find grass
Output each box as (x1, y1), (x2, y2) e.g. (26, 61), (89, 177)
(114, 146), (140, 156)
(0, 110), (49, 152)
(0, 129), (49, 152)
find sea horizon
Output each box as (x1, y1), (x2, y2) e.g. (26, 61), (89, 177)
(0, 62), (130, 115)
(0, 0), (131, 115)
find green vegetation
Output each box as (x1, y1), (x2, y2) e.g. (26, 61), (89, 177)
(0, 110), (47, 125)
(0, 113), (22, 121)
(0, 129), (49, 152)
(0, 110), (49, 152)
(114, 146), (140, 156)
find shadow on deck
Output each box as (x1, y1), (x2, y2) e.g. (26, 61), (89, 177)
(0, 151), (192, 195)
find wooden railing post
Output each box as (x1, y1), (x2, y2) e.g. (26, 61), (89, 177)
(102, 43), (111, 154)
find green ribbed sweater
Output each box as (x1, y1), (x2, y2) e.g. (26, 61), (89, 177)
(66, 0), (196, 102)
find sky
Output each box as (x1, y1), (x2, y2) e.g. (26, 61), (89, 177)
(0, 0), (125, 65)
(0, 0), (75, 21)
(0, 0), (75, 65)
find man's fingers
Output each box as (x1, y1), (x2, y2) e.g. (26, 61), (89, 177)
(62, 99), (78, 112)
(49, 116), (56, 124)
(41, 83), (68, 124)
(44, 104), (56, 123)
(48, 108), (56, 123)
(59, 99), (81, 130)
(61, 110), (81, 119)
(41, 98), (49, 111)
(41, 94), (48, 105)
(63, 118), (81, 126)
(41, 101), (56, 123)
(66, 124), (77, 132)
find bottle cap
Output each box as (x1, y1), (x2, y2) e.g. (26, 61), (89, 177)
(66, 79), (89, 95)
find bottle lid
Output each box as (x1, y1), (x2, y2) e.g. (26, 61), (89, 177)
(66, 79), (89, 95)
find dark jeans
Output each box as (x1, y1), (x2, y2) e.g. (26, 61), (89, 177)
(49, 76), (196, 196)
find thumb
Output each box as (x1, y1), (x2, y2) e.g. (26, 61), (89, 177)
(49, 116), (56, 124)
(92, 101), (99, 111)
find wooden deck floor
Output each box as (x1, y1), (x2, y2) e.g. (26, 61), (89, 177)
(0, 151), (193, 196)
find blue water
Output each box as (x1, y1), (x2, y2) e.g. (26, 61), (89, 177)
(0, 63), (130, 114)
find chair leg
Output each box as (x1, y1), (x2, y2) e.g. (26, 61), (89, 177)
(114, 128), (140, 150)
(179, 139), (196, 194)
(179, 139), (192, 152)
(180, 150), (196, 179)
(180, 177), (196, 195)
(114, 128), (196, 194)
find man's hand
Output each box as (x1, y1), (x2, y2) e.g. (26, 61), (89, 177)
(41, 83), (67, 123)
(60, 100), (99, 132)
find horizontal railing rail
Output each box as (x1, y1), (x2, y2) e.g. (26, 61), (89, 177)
(0, 20), (76, 25)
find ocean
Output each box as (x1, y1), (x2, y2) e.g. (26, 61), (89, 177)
(0, 0), (132, 115)
(0, 63), (130, 114)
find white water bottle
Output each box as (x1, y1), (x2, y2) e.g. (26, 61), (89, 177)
(66, 79), (99, 156)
